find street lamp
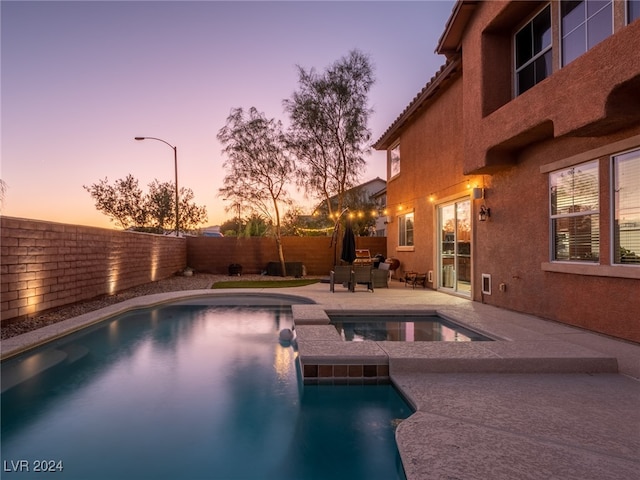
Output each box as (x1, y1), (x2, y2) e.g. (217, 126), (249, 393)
(134, 136), (179, 236)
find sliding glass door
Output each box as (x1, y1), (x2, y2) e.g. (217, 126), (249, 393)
(438, 199), (471, 295)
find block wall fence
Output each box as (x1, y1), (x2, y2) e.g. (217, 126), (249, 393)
(1, 217), (386, 322)
(1, 217), (186, 322)
(186, 236), (387, 276)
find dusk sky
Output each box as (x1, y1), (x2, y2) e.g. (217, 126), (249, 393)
(2, 0), (455, 229)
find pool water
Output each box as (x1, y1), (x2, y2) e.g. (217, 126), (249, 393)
(331, 314), (492, 342)
(1, 302), (412, 480)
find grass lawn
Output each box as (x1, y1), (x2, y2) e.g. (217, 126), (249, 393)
(211, 279), (321, 289)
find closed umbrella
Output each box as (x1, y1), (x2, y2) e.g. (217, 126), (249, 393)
(341, 223), (357, 264)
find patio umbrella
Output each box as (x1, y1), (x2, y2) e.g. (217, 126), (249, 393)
(341, 223), (357, 264)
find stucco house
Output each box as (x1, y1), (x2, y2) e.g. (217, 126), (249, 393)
(374, 0), (640, 342)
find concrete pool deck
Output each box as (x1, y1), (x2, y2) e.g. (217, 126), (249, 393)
(2, 280), (638, 480)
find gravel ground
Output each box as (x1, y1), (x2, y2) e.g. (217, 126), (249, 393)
(1, 273), (314, 340)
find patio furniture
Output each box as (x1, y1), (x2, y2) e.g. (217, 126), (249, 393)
(412, 273), (427, 289)
(404, 271), (427, 289)
(404, 271), (417, 287)
(330, 265), (353, 292)
(352, 265), (374, 292)
(353, 249), (372, 266)
(372, 263), (390, 288)
(385, 258), (400, 279)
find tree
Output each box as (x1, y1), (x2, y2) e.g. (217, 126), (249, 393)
(284, 50), (375, 219)
(84, 176), (207, 232)
(217, 107), (294, 275)
(84, 175), (148, 229)
(243, 213), (269, 237)
(146, 180), (174, 232)
(177, 186), (208, 233)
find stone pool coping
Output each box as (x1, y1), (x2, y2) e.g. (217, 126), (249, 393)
(2, 291), (619, 378)
(292, 304), (619, 386)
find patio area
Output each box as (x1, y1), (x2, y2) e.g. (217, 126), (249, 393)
(2, 279), (638, 480)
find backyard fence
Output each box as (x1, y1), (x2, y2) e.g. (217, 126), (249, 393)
(1, 217), (186, 322)
(186, 235), (387, 276)
(1, 216), (386, 322)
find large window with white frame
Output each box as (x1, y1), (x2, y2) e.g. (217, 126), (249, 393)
(613, 149), (640, 264)
(550, 160), (600, 261)
(561, 0), (613, 66)
(629, 0), (640, 23)
(398, 211), (414, 247)
(515, 4), (552, 95)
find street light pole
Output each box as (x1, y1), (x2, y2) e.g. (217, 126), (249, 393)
(134, 136), (179, 236)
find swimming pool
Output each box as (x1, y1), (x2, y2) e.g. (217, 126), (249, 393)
(1, 297), (412, 480)
(330, 314), (493, 342)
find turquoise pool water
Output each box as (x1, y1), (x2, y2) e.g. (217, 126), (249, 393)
(1, 299), (411, 480)
(330, 314), (493, 342)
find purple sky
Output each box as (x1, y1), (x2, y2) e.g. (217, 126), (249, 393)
(2, 0), (455, 229)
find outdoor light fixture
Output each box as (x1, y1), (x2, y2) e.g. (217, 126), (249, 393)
(135, 136), (179, 235)
(479, 205), (491, 222)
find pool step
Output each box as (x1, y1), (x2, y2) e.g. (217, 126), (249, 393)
(294, 325), (619, 383)
(1, 349), (68, 393)
(1, 344), (90, 393)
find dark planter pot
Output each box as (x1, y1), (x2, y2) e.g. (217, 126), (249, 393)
(228, 264), (242, 276)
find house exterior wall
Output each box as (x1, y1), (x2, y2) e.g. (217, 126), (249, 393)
(475, 129), (640, 342)
(460, 1), (640, 342)
(460, 1), (640, 173)
(378, 1), (640, 342)
(385, 76), (465, 281)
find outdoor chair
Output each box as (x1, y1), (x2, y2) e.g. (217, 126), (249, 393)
(404, 271), (427, 289)
(372, 262), (391, 288)
(403, 271), (415, 287)
(372, 263), (390, 288)
(330, 265), (353, 292)
(412, 273), (427, 289)
(352, 265), (374, 292)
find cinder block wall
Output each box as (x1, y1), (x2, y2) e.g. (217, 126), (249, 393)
(1, 217), (386, 322)
(1, 217), (186, 321)
(186, 236), (387, 275)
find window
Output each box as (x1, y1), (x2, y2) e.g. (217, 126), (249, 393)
(561, 1), (612, 66)
(389, 144), (400, 178)
(515, 5), (552, 95)
(613, 149), (640, 264)
(629, 0), (640, 23)
(398, 212), (414, 247)
(550, 160), (599, 261)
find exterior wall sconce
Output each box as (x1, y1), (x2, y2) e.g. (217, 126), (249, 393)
(479, 205), (491, 221)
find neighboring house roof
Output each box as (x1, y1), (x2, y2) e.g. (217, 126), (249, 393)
(353, 177), (386, 197)
(316, 177), (387, 210)
(371, 186), (386, 201)
(373, 58), (461, 150)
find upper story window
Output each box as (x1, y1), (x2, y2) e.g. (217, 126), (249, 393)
(629, 0), (640, 23)
(550, 160), (600, 261)
(613, 149), (640, 264)
(515, 4), (552, 95)
(398, 211), (414, 247)
(561, 1), (613, 66)
(389, 144), (400, 178)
